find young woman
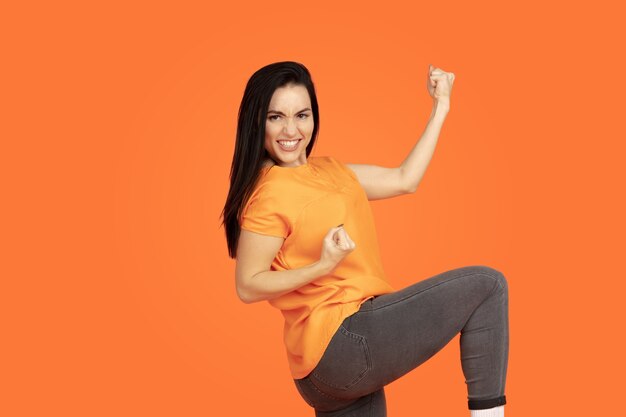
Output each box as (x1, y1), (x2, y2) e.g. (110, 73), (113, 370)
(221, 61), (509, 417)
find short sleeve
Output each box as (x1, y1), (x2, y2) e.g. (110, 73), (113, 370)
(240, 187), (290, 239)
(329, 156), (359, 182)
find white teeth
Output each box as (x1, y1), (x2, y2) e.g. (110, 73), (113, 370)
(278, 140), (300, 150)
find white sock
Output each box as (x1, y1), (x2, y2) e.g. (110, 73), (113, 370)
(470, 405), (504, 417)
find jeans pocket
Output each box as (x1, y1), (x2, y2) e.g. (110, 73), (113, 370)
(311, 324), (372, 391)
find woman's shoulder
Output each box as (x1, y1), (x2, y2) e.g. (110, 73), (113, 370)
(317, 155), (349, 171)
(309, 155), (337, 167)
(261, 156), (331, 166)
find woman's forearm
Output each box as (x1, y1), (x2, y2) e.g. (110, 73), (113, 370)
(241, 260), (334, 304)
(400, 100), (450, 192)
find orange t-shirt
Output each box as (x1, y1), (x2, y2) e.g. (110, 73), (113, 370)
(240, 155), (395, 379)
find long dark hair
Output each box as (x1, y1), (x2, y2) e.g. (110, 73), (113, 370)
(220, 61), (320, 259)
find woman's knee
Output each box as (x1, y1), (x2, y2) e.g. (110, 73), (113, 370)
(466, 265), (508, 294)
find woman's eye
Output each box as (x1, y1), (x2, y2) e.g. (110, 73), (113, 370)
(268, 114), (309, 121)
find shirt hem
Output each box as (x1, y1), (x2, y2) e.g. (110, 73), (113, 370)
(289, 297), (373, 380)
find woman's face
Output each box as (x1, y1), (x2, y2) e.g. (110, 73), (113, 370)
(264, 83), (314, 168)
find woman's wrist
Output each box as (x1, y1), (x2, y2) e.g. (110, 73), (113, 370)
(315, 259), (335, 276)
(433, 98), (450, 112)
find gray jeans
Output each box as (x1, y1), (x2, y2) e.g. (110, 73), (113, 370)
(293, 265), (509, 416)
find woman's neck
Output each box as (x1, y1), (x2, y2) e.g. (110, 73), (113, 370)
(261, 157), (276, 168)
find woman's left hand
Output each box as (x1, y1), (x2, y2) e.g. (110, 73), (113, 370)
(427, 64), (455, 103)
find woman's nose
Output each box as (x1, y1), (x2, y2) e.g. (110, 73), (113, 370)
(283, 118), (298, 135)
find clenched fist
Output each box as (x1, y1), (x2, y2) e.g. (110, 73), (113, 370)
(427, 64), (455, 104)
(319, 224), (356, 273)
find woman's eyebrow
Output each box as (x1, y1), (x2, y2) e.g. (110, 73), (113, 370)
(267, 108), (311, 115)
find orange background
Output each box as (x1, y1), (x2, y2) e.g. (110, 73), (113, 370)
(2, 1), (625, 416)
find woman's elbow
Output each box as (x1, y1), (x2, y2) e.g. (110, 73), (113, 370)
(237, 285), (252, 304)
(237, 284), (264, 304)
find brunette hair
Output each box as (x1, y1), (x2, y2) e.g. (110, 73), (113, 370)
(220, 61), (320, 258)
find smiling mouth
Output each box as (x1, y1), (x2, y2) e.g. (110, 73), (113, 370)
(277, 139), (302, 151)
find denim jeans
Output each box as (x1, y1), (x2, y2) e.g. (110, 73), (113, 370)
(292, 265), (509, 416)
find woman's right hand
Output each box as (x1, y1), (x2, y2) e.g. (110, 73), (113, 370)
(319, 224), (356, 272)
(427, 64), (455, 104)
